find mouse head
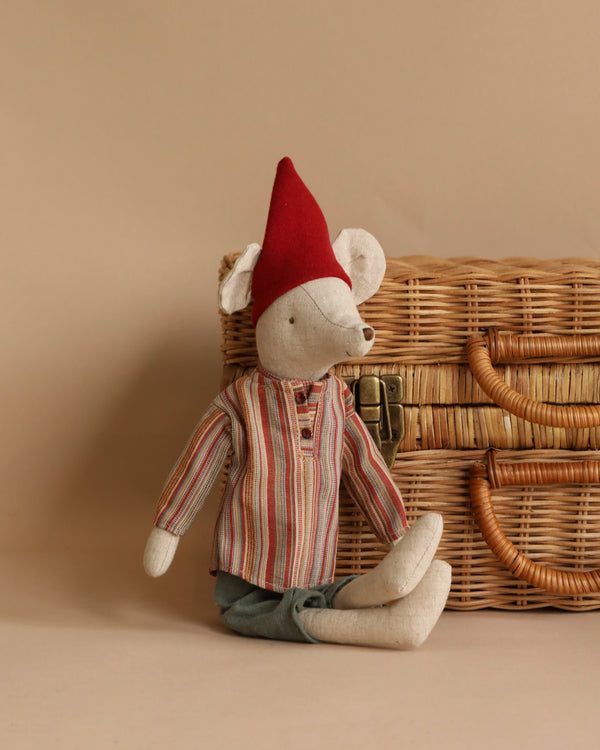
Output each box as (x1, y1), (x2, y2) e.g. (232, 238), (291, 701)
(219, 158), (386, 381)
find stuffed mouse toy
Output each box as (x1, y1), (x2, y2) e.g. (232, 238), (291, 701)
(144, 157), (451, 648)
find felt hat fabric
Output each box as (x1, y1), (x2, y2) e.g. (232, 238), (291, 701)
(250, 157), (352, 326)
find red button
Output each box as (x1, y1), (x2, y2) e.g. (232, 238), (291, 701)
(301, 428), (312, 439)
(295, 392), (307, 404)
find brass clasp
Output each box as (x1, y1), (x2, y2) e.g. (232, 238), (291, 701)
(344, 374), (405, 469)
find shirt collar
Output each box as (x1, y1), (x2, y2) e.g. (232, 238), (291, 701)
(256, 364), (330, 390)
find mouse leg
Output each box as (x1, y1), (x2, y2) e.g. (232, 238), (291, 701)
(300, 560), (451, 649)
(334, 513), (444, 609)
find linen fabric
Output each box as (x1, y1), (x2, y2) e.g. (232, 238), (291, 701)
(154, 367), (408, 593)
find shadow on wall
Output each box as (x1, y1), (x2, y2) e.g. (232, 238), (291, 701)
(35, 329), (227, 628)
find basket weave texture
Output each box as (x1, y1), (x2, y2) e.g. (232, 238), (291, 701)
(221, 254), (600, 366)
(219, 255), (600, 610)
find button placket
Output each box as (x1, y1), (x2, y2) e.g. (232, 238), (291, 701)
(290, 381), (323, 453)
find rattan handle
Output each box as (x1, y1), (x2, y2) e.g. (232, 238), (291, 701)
(466, 330), (600, 427)
(469, 452), (600, 594)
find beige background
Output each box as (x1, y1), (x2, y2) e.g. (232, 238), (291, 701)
(2, 2), (600, 748)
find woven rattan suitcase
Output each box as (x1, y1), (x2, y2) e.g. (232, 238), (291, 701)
(219, 255), (600, 611)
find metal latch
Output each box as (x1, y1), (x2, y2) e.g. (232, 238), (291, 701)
(344, 375), (404, 469)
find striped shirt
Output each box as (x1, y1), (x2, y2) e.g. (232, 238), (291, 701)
(154, 367), (408, 593)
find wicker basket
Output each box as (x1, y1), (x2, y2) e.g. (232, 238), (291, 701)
(219, 255), (600, 610)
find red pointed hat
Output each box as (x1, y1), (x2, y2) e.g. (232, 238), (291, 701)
(250, 157), (352, 326)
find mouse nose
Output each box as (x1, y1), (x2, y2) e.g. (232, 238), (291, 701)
(362, 326), (374, 342)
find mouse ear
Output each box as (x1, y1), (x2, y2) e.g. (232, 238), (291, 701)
(332, 228), (386, 305)
(219, 243), (262, 314)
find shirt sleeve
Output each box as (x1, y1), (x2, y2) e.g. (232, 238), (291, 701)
(341, 388), (409, 543)
(154, 402), (232, 536)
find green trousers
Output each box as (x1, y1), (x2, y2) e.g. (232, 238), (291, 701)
(215, 571), (356, 643)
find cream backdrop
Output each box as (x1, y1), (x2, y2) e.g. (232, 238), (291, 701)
(2, 3), (600, 748)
